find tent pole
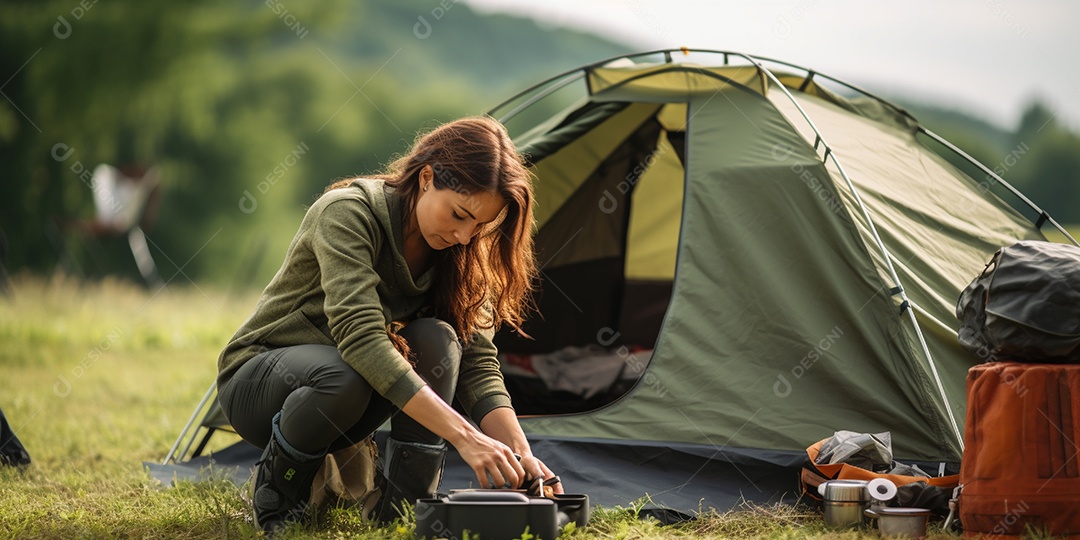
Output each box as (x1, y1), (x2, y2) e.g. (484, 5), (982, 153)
(495, 72), (586, 124)
(189, 428), (217, 460)
(911, 302), (959, 338)
(486, 49), (679, 118)
(489, 48), (921, 126)
(163, 382), (216, 465)
(749, 59), (966, 452)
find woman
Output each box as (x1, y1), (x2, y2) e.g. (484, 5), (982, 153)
(217, 116), (561, 533)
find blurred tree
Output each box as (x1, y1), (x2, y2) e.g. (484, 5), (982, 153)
(1012, 101), (1056, 149)
(1007, 102), (1080, 223)
(1021, 134), (1080, 223)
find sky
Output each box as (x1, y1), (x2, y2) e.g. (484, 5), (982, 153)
(465, 0), (1080, 131)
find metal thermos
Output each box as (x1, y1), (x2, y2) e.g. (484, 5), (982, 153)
(820, 479), (869, 528)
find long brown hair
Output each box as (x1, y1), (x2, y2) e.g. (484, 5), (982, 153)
(326, 116), (536, 345)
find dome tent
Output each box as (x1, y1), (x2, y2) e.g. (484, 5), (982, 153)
(149, 49), (1077, 516)
(466, 48), (1076, 512)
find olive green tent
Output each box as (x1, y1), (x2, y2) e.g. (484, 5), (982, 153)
(480, 49), (1076, 511)
(151, 49), (1076, 514)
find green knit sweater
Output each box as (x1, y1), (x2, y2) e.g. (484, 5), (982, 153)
(218, 178), (512, 422)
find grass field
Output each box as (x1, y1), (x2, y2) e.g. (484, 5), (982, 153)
(0, 274), (1055, 539)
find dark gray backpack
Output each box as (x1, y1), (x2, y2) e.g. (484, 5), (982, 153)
(956, 240), (1080, 363)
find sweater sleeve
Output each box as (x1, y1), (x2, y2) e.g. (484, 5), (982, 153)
(456, 325), (514, 423)
(311, 199), (427, 408)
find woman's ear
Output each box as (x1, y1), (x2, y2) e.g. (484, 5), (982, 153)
(419, 165), (434, 190)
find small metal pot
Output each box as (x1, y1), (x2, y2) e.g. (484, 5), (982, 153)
(819, 479), (869, 528)
(864, 507), (931, 538)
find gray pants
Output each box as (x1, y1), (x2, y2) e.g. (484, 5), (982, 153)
(218, 318), (461, 454)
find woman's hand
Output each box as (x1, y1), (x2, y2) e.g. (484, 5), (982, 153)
(399, 389), (563, 493)
(518, 452), (564, 495)
(400, 387), (526, 488)
(455, 430), (526, 489)
(477, 407), (564, 494)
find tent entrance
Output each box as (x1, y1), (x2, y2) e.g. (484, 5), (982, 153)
(495, 103), (687, 415)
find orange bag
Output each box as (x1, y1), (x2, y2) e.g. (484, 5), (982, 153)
(801, 438), (959, 503)
(960, 362), (1080, 538)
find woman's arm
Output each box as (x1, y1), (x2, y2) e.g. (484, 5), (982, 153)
(478, 407), (529, 455)
(401, 386), (525, 489)
(450, 325), (562, 493)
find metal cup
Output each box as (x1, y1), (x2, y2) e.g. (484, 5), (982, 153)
(865, 507), (931, 539)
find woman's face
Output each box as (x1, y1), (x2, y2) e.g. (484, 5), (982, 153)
(414, 166), (507, 250)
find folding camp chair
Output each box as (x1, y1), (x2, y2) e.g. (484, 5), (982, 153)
(57, 164), (164, 288)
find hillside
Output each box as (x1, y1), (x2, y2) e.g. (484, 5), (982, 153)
(339, 0), (635, 105)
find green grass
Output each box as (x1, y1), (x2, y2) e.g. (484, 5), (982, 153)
(0, 275), (1052, 539)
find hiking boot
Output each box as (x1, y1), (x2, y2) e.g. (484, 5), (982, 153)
(374, 437), (446, 522)
(251, 412), (326, 535)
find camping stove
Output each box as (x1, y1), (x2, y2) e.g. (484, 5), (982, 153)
(414, 489), (589, 539)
